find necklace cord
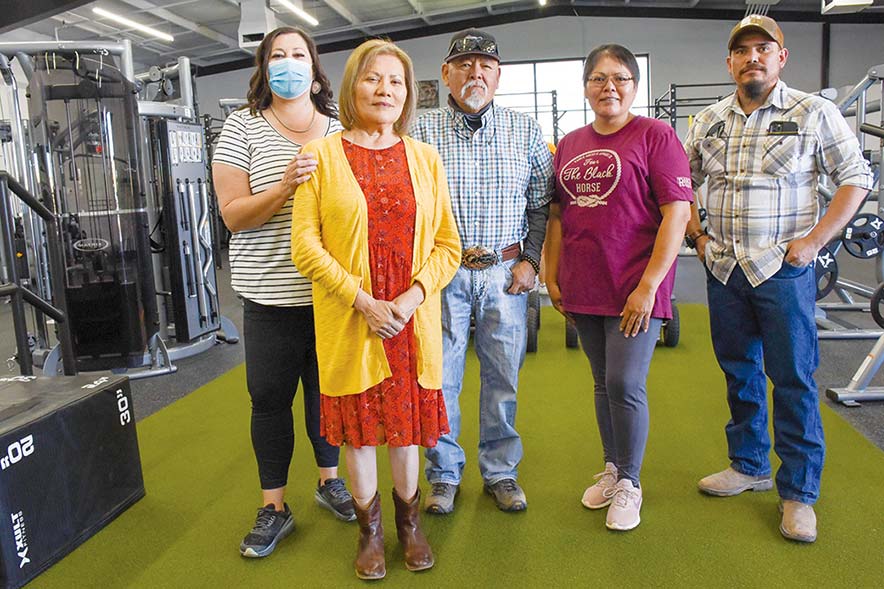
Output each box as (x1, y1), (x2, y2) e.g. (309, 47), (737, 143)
(270, 105), (317, 134)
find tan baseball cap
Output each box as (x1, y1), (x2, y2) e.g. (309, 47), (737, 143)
(727, 14), (784, 50)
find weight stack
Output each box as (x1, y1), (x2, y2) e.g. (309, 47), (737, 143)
(0, 375), (144, 589)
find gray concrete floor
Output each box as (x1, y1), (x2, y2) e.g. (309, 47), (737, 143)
(0, 258), (244, 420)
(1, 251), (882, 449)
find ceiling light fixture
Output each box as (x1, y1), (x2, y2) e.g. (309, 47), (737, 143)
(538, 0), (548, 6)
(821, 0), (874, 14)
(276, 0), (319, 27)
(92, 7), (174, 43)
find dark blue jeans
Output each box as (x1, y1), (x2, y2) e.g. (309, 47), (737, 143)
(706, 262), (824, 504)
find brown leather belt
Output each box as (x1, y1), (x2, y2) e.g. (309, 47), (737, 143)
(462, 242), (521, 270)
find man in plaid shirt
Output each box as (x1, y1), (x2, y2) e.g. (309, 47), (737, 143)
(684, 15), (873, 543)
(412, 28), (553, 514)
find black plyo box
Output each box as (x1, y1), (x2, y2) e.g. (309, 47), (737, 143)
(0, 375), (145, 589)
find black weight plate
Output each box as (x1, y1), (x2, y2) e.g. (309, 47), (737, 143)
(814, 246), (838, 301)
(870, 282), (884, 329)
(842, 213), (884, 259)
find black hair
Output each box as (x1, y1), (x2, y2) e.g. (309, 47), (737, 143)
(582, 44), (640, 85)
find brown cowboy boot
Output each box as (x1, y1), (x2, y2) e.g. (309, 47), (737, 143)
(353, 493), (385, 580)
(393, 488), (435, 572)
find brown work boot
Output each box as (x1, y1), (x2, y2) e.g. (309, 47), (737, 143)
(393, 488), (435, 572)
(353, 493), (385, 580)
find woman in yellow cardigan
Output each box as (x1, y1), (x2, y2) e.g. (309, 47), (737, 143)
(291, 39), (460, 580)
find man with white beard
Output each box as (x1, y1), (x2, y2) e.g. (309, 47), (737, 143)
(412, 28), (554, 515)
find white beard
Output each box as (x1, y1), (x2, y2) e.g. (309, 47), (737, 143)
(461, 81), (487, 111)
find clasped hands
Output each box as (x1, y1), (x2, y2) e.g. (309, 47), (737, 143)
(353, 286), (424, 340)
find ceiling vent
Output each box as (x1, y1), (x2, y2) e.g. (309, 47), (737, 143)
(821, 0), (874, 14)
(238, 0), (278, 51)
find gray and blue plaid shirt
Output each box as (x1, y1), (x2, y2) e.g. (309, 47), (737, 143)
(412, 103), (554, 256)
(685, 80), (874, 287)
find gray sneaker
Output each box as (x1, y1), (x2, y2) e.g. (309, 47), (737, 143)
(424, 482), (459, 514)
(240, 503), (295, 558)
(698, 467), (773, 497)
(484, 478), (527, 512)
(315, 478), (356, 521)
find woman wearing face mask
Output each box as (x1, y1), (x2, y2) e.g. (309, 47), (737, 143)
(212, 26), (355, 559)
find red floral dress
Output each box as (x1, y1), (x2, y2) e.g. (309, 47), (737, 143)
(319, 139), (450, 448)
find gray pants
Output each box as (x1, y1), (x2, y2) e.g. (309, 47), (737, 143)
(572, 314), (662, 486)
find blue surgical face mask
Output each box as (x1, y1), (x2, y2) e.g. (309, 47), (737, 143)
(267, 58), (312, 100)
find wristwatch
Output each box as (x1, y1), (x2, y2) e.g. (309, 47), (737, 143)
(684, 229), (707, 249)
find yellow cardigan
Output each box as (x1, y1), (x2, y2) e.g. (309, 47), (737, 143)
(291, 132), (461, 397)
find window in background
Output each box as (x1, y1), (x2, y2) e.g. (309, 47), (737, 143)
(495, 55), (650, 144)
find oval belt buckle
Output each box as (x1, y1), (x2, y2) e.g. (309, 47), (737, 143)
(462, 246), (495, 270)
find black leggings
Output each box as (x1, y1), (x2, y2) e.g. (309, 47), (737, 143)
(243, 299), (339, 490)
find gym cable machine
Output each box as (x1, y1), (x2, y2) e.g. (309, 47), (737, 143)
(0, 40), (238, 379)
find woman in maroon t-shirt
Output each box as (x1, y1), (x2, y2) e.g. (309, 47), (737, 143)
(546, 44), (693, 532)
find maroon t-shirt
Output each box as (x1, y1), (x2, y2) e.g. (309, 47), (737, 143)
(553, 116), (693, 319)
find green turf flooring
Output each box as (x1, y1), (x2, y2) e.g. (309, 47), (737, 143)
(32, 305), (884, 588)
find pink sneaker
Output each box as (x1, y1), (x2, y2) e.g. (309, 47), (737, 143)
(581, 462), (618, 509)
(605, 479), (642, 531)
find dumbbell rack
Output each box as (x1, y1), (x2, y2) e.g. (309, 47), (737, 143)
(815, 207), (884, 340)
(824, 63), (884, 405)
(815, 63), (884, 344)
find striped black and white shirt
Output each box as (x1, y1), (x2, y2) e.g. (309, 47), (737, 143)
(213, 108), (343, 306)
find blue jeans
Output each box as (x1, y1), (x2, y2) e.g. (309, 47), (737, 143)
(424, 259), (527, 485)
(706, 262), (824, 504)
(572, 314), (662, 487)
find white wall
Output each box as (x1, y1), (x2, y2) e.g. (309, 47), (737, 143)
(196, 15), (884, 132)
(830, 23), (884, 89)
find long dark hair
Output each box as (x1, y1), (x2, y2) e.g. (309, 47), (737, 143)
(582, 44), (640, 85)
(245, 26), (337, 118)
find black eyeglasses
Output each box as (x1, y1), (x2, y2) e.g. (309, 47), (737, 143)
(448, 36), (498, 57)
(587, 74), (634, 87)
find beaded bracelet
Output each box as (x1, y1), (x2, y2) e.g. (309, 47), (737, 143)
(521, 255), (540, 274)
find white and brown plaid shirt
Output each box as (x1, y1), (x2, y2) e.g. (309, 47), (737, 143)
(685, 80), (874, 287)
